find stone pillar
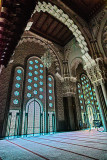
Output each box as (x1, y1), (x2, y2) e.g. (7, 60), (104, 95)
(101, 81), (107, 107)
(94, 85), (107, 132)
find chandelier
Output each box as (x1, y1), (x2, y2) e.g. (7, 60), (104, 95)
(41, 43), (53, 68)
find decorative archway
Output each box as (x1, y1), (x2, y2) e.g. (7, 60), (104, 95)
(28, 1), (93, 64)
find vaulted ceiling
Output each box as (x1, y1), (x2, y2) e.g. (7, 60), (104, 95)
(0, 0), (106, 67)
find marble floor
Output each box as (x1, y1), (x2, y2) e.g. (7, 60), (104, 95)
(0, 128), (107, 160)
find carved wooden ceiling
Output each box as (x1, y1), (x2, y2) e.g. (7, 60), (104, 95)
(31, 11), (74, 46)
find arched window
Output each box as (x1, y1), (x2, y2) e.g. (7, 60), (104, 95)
(6, 56), (56, 137)
(77, 74), (101, 128)
(6, 67), (24, 137)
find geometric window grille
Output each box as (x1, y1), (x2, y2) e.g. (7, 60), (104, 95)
(6, 67), (24, 137)
(24, 56), (46, 105)
(77, 74), (100, 125)
(47, 75), (55, 110)
(10, 66), (24, 108)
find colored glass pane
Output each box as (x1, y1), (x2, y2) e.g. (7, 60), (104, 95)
(39, 81), (43, 85)
(28, 79), (32, 83)
(40, 75), (43, 79)
(34, 90), (37, 95)
(16, 76), (21, 80)
(39, 95), (43, 99)
(34, 77), (38, 81)
(39, 88), (43, 92)
(13, 99), (18, 104)
(48, 77), (52, 81)
(29, 61), (33, 64)
(34, 71), (38, 75)
(49, 103), (53, 107)
(49, 90), (52, 93)
(35, 60), (38, 63)
(40, 64), (43, 68)
(17, 69), (22, 74)
(49, 96), (52, 100)
(29, 66), (33, 70)
(35, 65), (38, 69)
(27, 86), (32, 90)
(14, 91), (19, 96)
(34, 83), (37, 87)
(27, 93), (31, 97)
(40, 70), (43, 73)
(48, 83), (52, 87)
(15, 83), (20, 88)
(28, 72), (32, 76)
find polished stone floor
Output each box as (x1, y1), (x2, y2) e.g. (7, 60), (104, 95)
(0, 128), (107, 160)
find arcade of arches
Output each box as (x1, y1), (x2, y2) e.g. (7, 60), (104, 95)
(0, 0), (107, 140)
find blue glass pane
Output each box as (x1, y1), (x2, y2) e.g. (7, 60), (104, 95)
(81, 106), (83, 109)
(48, 77), (52, 81)
(13, 99), (18, 104)
(34, 90), (37, 95)
(35, 60), (38, 63)
(29, 66), (33, 70)
(81, 78), (83, 80)
(28, 79), (32, 83)
(29, 61), (33, 64)
(27, 86), (32, 90)
(39, 95), (43, 99)
(49, 103), (53, 107)
(80, 100), (82, 103)
(35, 65), (38, 69)
(15, 83), (20, 88)
(34, 83), (38, 87)
(81, 95), (83, 98)
(17, 69), (22, 74)
(40, 75), (43, 79)
(28, 72), (32, 76)
(49, 90), (52, 93)
(34, 77), (38, 81)
(88, 100), (90, 103)
(34, 71), (38, 75)
(39, 88), (43, 92)
(27, 93), (31, 98)
(90, 92), (92, 95)
(39, 81), (43, 85)
(40, 70), (43, 73)
(14, 91), (19, 96)
(78, 85), (80, 88)
(40, 64), (43, 68)
(49, 96), (52, 100)
(16, 76), (21, 80)
(48, 83), (52, 87)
